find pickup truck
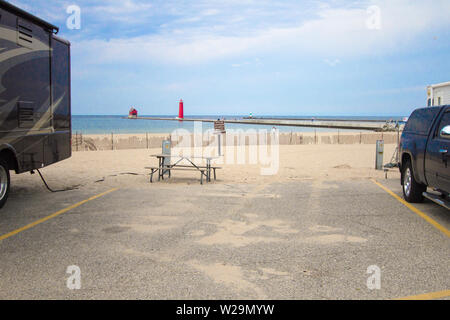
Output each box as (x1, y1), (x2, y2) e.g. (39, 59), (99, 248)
(399, 106), (450, 209)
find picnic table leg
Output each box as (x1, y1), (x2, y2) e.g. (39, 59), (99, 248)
(213, 168), (216, 180)
(207, 159), (211, 182)
(200, 171), (203, 185)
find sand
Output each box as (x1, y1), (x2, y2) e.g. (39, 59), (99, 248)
(10, 143), (400, 194)
(64, 130), (400, 190)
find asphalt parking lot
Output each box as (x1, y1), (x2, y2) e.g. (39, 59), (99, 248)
(0, 176), (449, 300)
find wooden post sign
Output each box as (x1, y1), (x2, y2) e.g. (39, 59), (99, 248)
(214, 121), (225, 156)
(214, 120), (226, 133)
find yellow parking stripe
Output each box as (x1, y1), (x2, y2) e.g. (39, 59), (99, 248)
(0, 188), (118, 242)
(371, 179), (450, 238)
(396, 289), (450, 300)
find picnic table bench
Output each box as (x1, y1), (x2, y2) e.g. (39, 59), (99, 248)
(146, 154), (221, 184)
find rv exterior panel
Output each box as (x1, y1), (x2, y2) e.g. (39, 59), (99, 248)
(0, 1), (71, 208)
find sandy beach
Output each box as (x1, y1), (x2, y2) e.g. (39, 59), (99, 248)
(11, 142), (400, 195)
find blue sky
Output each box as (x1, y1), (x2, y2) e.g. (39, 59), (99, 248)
(8, 0), (450, 116)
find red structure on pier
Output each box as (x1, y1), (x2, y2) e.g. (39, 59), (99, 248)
(128, 107), (138, 118)
(178, 99), (184, 119)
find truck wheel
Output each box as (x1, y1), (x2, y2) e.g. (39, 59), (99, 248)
(0, 158), (10, 209)
(402, 160), (426, 203)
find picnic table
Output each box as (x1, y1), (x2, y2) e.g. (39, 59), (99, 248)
(146, 154), (220, 184)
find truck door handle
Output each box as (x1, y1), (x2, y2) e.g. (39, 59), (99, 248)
(441, 149), (449, 167)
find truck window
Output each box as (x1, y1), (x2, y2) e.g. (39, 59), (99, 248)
(437, 111), (450, 138)
(403, 108), (440, 135)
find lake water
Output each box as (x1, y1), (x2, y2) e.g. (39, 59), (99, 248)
(72, 115), (405, 134)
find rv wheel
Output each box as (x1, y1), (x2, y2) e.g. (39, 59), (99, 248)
(0, 158), (10, 209)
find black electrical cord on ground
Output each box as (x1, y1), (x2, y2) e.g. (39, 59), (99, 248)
(35, 169), (145, 192)
(94, 172), (144, 183)
(36, 169), (81, 193)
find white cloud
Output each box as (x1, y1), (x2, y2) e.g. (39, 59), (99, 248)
(363, 85), (425, 95)
(201, 9), (220, 16)
(231, 58), (262, 68)
(73, 0), (450, 65)
(90, 0), (152, 17)
(324, 59), (341, 67)
(231, 62), (250, 68)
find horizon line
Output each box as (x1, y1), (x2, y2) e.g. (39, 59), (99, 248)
(72, 114), (409, 117)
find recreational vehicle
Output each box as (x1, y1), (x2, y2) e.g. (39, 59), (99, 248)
(0, 1), (71, 208)
(427, 81), (450, 107)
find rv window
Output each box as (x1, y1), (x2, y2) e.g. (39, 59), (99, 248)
(52, 38), (70, 130)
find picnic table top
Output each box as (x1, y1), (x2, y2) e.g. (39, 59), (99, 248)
(150, 154), (219, 160)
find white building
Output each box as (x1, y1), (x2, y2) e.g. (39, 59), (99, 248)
(427, 81), (450, 106)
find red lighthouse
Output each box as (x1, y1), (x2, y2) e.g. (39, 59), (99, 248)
(178, 99), (184, 119)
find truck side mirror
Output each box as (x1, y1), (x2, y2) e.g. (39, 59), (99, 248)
(440, 125), (450, 139)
